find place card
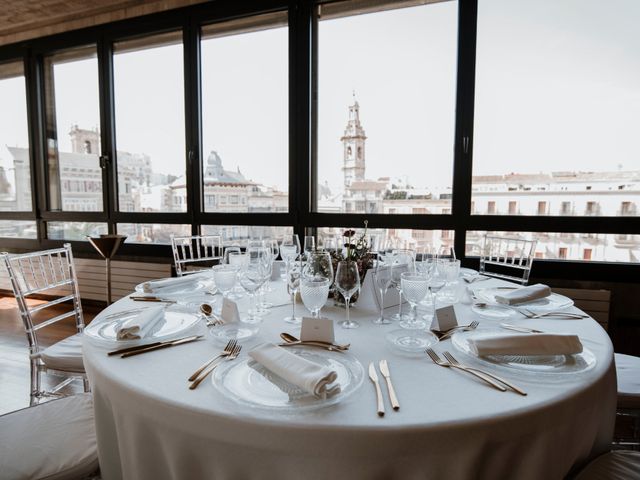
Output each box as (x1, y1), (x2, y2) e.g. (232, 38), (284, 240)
(431, 305), (458, 332)
(220, 298), (240, 324)
(300, 317), (335, 343)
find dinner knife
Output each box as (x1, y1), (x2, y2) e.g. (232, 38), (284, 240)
(129, 296), (176, 303)
(368, 362), (385, 417)
(379, 360), (400, 411)
(120, 335), (203, 358)
(107, 334), (199, 356)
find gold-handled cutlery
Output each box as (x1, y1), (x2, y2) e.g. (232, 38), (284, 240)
(518, 308), (587, 319)
(279, 333), (350, 351)
(117, 335), (203, 358)
(437, 321), (480, 341)
(500, 323), (544, 334)
(130, 295), (176, 303)
(442, 351), (527, 396)
(368, 362), (385, 417)
(189, 344), (242, 390)
(425, 348), (507, 392)
(188, 340), (237, 382)
(378, 360), (400, 411)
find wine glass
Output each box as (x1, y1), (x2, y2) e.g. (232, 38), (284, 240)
(238, 246), (271, 323)
(335, 260), (361, 329)
(284, 258), (302, 324)
(280, 234), (301, 268)
(399, 272), (429, 329)
(300, 251), (333, 318)
(372, 259), (392, 325)
(211, 264), (237, 315)
(390, 251), (415, 322)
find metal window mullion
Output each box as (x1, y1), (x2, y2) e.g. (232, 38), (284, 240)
(184, 16), (201, 237)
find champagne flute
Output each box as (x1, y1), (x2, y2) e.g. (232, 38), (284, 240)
(280, 234), (301, 269)
(335, 260), (360, 329)
(284, 258), (302, 324)
(300, 251), (333, 318)
(303, 235), (316, 259)
(372, 260), (392, 325)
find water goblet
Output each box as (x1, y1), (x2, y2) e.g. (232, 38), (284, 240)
(399, 272), (429, 329)
(300, 251), (333, 318)
(335, 260), (361, 329)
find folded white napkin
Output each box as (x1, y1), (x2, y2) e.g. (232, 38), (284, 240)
(249, 343), (341, 399)
(468, 333), (583, 356)
(116, 306), (165, 340)
(494, 284), (551, 305)
(142, 274), (201, 293)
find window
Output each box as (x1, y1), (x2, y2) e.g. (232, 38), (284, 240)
(47, 222), (107, 241)
(558, 248), (568, 259)
(201, 225), (293, 245)
(583, 249), (592, 261)
(113, 32), (186, 213)
(316, 1), (458, 213)
(0, 60), (32, 211)
(537, 201), (547, 215)
(508, 201), (517, 215)
(118, 224), (190, 244)
(201, 13), (288, 213)
(44, 46), (103, 212)
(0, 220), (36, 238)
(487, 201), (496, 214)
(472, 0), (640, 217)
(560, 201), (572, 215)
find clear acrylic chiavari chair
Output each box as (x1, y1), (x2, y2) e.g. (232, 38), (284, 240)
(479, 235), (537, 285)
(1, 243), (89, 405)
(171, 235), (223, 276)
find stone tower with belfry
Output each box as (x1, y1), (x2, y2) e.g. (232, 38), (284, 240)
(341, 93), (367, 188)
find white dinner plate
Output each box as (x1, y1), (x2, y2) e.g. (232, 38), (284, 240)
(473, 287), (573, 313)
(84, 309), (201, 346)
(212, 346), (365, 412)
(451, 329), (596, 376)
(134, 275), (212, 297)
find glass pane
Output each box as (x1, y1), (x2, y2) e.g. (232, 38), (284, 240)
(47, 222), (107, 241)
(114, 32), (186, 212)
(201, 12), (288, 213)
(318, 227), (455, 253)
(0, 61), (33, 212)
(44, 46), (103, 212)
(316, 1), (458, 213)
(473, 0), (640, 217)
(201, 225), (293, 245)
(118, 223), (190, 244)
(466, 231), (640, 263)
(0, 220), (37, 238)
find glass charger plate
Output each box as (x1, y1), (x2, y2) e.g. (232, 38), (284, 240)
(84, 309), (201, 346)
(471, 303), (515, 319)
(460, 267), (478, 277)
(474, 287), (573, 313)
(209, 323), (259, 344)
(212, 346), (365, 412)
(451, 329), (596, 375)
(386, 329), (439, 353)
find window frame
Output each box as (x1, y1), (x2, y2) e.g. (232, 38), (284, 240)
(0, 0), (634, 282)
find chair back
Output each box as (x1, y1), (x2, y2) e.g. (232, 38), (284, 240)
(479, 235), (537, 285)
(171, 235), (222, 276)
(1, 243), (84, 357)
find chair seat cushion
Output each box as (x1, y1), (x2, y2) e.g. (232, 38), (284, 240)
(0, 393), (98, 480)
(41, 333), (85, 373)
(575, 451), (640, 480)
(615, 353), (640, 409)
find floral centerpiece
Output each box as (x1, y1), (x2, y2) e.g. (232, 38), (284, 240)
(330, 221), (374, 306)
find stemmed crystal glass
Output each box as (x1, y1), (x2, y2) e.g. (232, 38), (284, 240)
(372, 258), (392, 325)
(303, 235), (316, 260)
(284, 257), (302, 324)
(390, 250), (415, 322)
(211, 264), (237, 309)
(225, 247), (247, 299)
(300, 251), (333, 318)
(280, 234), (300, 269)
(335, 260), (361, 329)
(399, 272), (429, 329)
(238, 246), (271, 324)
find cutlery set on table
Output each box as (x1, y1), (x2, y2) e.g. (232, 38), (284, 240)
(368, 360), (400, 417)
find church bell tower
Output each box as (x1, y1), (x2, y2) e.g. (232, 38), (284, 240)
(341, 95), (366, 187)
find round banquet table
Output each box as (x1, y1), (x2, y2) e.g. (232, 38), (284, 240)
(82, 274), (616, 480)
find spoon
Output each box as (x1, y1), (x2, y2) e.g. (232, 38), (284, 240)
(279, 332), (350, 350)
(200, 303), (222, 326)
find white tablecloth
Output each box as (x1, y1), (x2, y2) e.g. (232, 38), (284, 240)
(82, 276), (616, 480)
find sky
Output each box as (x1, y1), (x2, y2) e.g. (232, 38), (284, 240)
(1, 0), (639, 194)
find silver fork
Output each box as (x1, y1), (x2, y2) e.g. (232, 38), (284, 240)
(189, 344), (242, 390)
(438, 321), (480, 341)
(518, 308), (587, 319)
(425, 348), (506, 392)
(443, 351), (527, 396)
(188, 339), (237, 382)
